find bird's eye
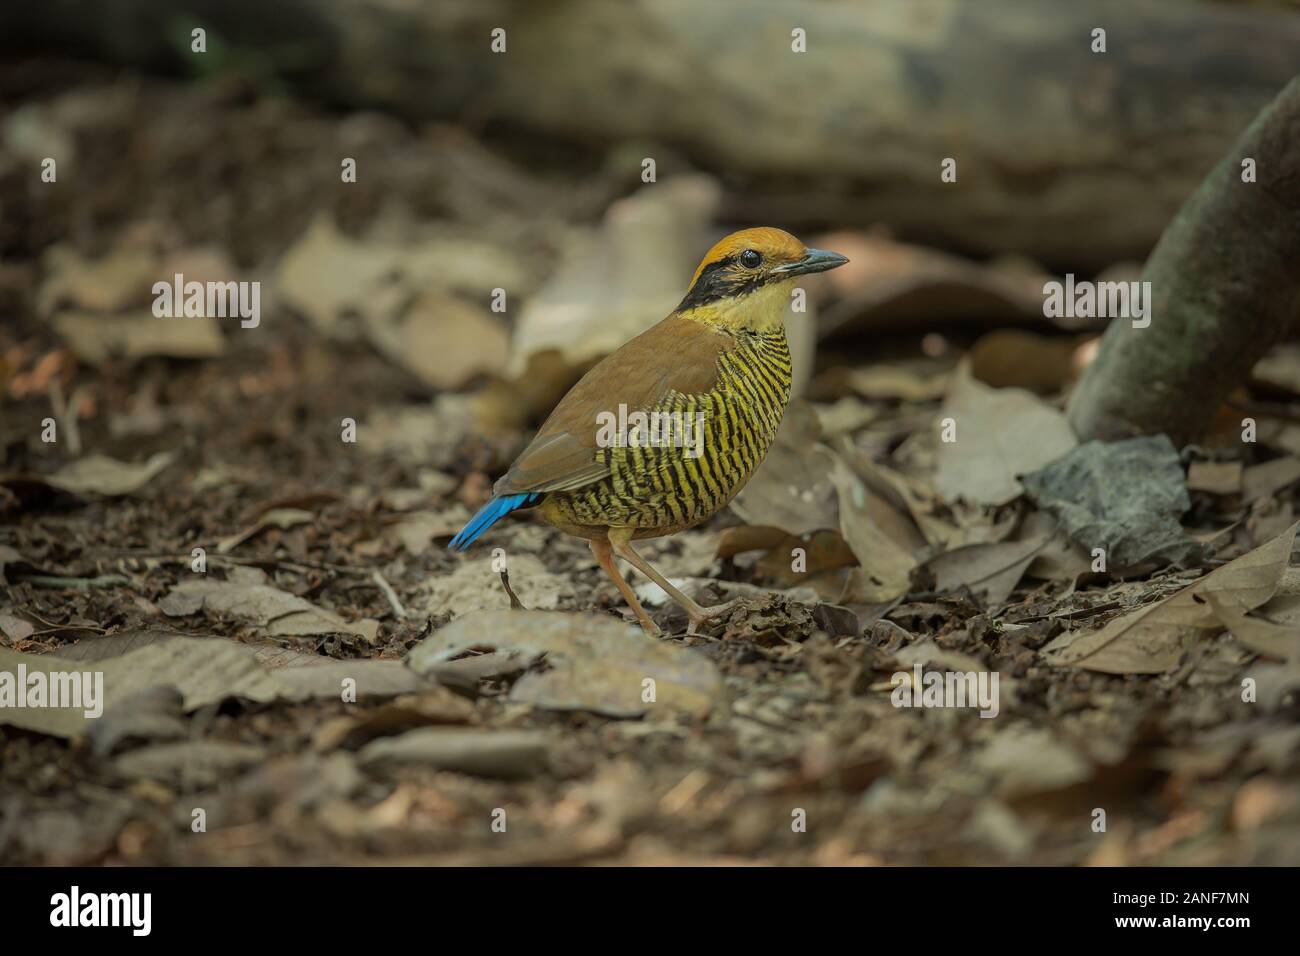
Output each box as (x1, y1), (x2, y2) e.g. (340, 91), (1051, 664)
(739, 249), (762, 269)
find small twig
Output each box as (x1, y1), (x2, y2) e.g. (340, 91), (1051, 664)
(499, 569), (527, 610)
(1042, 601), (1123, 623)
(17, 573), (131, 589)
(10, 607), (70, 631)
(370, 569), (408, 619)
(86, 549), (373, 576)
(27, 624), (108, 638)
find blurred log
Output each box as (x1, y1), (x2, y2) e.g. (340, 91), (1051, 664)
(1066, 77), (1300, 445)
(4, 0), (1299, 268)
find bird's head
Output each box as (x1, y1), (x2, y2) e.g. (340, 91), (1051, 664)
(675, 227), (848, 331)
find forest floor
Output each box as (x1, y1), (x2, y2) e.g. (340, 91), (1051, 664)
(2, 67), (1298, 865)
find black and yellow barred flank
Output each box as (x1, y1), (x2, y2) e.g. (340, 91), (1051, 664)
(450, 227), (848, 634)
(544, 327), (792, 533)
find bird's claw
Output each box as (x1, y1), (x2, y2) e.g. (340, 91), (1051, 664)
(685, 597), (746, 635)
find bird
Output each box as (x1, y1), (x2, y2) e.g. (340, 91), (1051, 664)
(449, 227), (848, 635)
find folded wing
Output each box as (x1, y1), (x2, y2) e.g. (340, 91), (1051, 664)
(494, 315), (728, 495)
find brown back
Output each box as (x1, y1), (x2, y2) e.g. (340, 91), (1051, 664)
(495, 315), (730, 494)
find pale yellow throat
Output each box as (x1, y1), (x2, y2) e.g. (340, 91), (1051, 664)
(681, 278), (797, 333)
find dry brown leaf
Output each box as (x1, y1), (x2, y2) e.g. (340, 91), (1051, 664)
(507, 175), (719, 376)
(38, 243), (157, 315)
(43, 452), (174, 497)
(1187, 460), (1244, 496)
(1241, 456), (1300, 505)
(968, 329), (1085, 394)
(0, 608), (36, 642)
(52, 310), (225, 365)
(1018, 511), (1092, 581)
(811, 396), (879, 438)
(158, 578), (379, 641)
(975, 727), (1092, 798)
(358, 728), (549, 779)
(363, 290), (509, 390)
(419, 554), (572, 617)
(815, 231), (1055, 338)
(1044, 520), (1300, 673)
(846, 364), (950, 402)
(39, 243), (239, 364)
(756, 529), (859, 584)
(846, 453), (958, 548)
(1251, 343), (1300, 399)
(0, 639), (281, 738)
(388, 507), (471, 556)
(715, 525), (789, 559)
(731, 401), (840, 534)
(273, 213), (406, 338)
(216, 507), (314, 554)
(831, 461), (914, 603)
(921, 534), (1050, 605)
(933, 363), (1077, 507)
(407, 610), (721, 718)
(1205, 594), (1297, 660)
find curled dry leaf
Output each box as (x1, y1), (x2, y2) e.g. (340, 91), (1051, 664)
(757, 530), (859, 587)
(715, 525), (789, 560)
(1205, 593), (1297, 661)
(1043, 520), (1300, 673)
(159, 579), (380, 641)
(846, 452), (957, 549)
(715, 525), (856, 600)
(919, 534), (1051, 606)
(831, 460), (914, 603)
(42, 452), (174, 497)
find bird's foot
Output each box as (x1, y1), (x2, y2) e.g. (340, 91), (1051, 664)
(685, 598), (745, 636)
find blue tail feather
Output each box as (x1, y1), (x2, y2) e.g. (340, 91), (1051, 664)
(448, 492), (543, 551)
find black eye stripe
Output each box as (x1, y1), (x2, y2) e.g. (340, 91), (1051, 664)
(676, 254), (773, 310)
